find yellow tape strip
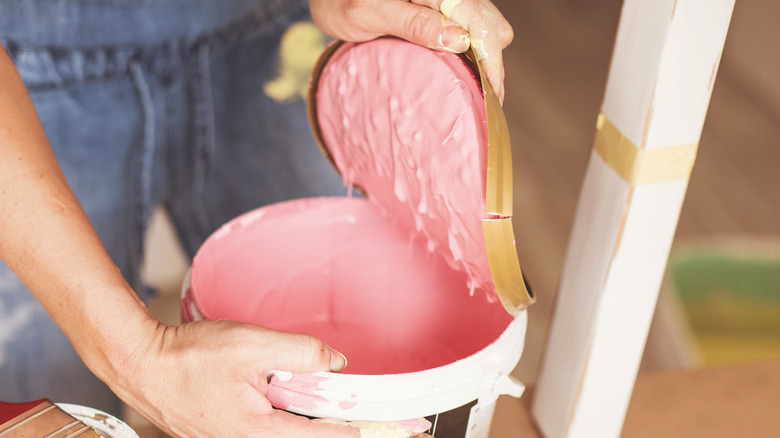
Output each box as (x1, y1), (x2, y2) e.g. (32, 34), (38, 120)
(594, 113), (699, 185)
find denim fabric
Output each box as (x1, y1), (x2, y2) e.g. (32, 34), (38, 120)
(0, 0), (345, 415)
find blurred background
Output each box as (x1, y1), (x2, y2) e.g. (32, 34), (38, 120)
(491, 0), (780, 381)
(137, 0), (780, 430)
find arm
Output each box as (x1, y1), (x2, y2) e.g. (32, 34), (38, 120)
(309, 0), (513, 102)
(0, 45), (389, 438)
(0, 46), (154, 387)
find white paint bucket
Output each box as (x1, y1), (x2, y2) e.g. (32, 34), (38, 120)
(266, 315), (526, 438)
(181, 197), (526, 438)
(57, 404), (139, 438)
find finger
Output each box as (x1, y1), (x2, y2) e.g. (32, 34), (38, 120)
(495, 63), (506, 103)
(431, 0), (505, 102)
(262, 409), (361, 438)
(375, 2), (471, 53)
(411, 0), (513, 48)
(263, 329), (347, 373)
(480, 0), (514, 48)
(472, 16), (505, 102)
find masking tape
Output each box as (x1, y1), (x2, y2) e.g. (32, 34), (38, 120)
(594, 113), (698, 185)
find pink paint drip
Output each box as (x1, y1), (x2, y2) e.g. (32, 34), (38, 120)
(397, 418), (433, 433)
(267, 373), (330, 411)
(339, 402), (357, 410)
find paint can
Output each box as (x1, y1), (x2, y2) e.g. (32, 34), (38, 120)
(181, 197), (525, 438)
(181, 37), (531, 437)
(57, 404), (139, 438)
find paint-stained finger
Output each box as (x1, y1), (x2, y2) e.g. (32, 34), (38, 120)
(261, 409), (362, 437)
(419, 0), (506, 102)
(376, 2), (470, 53)
(469, 16), (505, 102)
(262, 330), (348, 373)
(480, 0), (514, 48)
(410, 0), (513, 48)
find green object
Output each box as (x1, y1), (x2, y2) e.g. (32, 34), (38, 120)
(669, 245), (780, 365)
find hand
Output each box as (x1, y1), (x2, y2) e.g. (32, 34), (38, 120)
(107, 320), (343, 437)
(309, 0), (513, 102)
(113, 320), (429, 437)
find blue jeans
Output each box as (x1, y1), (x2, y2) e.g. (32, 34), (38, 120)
(0, 0), (344, 415)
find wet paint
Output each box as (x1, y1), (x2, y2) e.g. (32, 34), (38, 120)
(315, 38), (496, 303)
(439, 0), (492, 60)
(267, 371), (330, 412)
(190, 198), (512, 375)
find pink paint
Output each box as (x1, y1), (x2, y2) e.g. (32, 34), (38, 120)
(339, 402), (357, 410)
(315, 37), (496, 302)
(190, 197), (512, 375)
(397, 418), (433, 433)
(266, 372), (329, 411)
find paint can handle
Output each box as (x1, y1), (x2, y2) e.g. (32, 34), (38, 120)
(494, 375), (525, 398)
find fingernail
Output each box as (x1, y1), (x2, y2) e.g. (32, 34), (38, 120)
(439, 26), (470, 53)
(330, 348), (347, 372)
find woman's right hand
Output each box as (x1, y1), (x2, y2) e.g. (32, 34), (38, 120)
(309, 0), (514, 102)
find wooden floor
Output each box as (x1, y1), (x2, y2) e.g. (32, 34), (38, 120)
(487, 360), (780, 438)
(493, 0), (780, 382)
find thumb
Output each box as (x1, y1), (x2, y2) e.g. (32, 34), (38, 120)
(378, 1), (470, 53)
(263, 329), (347, 373)
(256, 410), (363, 438)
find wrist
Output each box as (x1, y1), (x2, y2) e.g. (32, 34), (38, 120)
(72, 283), (160, 395)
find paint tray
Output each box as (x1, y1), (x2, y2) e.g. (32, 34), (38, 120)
(307, 37), (533, 315)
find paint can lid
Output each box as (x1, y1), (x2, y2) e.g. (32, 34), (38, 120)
(58, 404), (140, 438)
(307, 38), (533, 315)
